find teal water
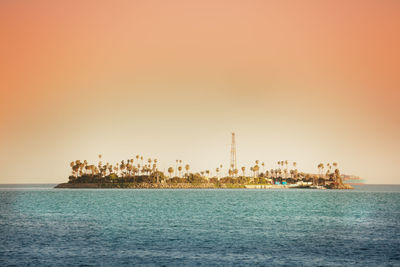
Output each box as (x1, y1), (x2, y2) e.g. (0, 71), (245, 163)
(1, 185), (399, 266)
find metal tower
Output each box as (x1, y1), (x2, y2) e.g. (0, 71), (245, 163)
(230, 133), (237, 176)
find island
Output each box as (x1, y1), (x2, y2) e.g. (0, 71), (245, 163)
(55, 156), (353, 189)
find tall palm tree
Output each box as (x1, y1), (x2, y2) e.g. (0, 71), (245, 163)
(83, 160), (88, 174)
(321, 163), (325, 178)
(184, 164), (190, 176)
(178, 166), (183, 177)
(216, 167), (220, 178)
(70, 161), (75, 176)
(152, 163), (157, 174)
(333, 162), (338, 170)
(241, 166), (245, 177)
(120, 161), (126, 177)
(168, 167), (174, 178)
(254, 165), (260, 177)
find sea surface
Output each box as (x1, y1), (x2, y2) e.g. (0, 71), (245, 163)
(0, 184), (399, 266)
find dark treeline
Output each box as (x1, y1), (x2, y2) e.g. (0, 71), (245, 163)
(68, 155), (345, 187)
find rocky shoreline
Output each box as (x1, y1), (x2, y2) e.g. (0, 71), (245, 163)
(55, 182), (352, 189)
(55, 182), (242, 189)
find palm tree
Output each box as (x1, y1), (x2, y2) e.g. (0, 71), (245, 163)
(241, 166), (245, 176)
(185, 164), (190, 176)
(320, 163), (325, 178)
(168, 167), (174, 178)
(333, 162), (338, 170)
(261, 162), (265, 172)
(216, 168), (220, 178)
(69, 161), (75, 176)
(120, 161), (126, 177)
(254, 165), (259, 177)
(327, 163), (332, 175)
(178, 166), (183, 177)
(293, 162), (297, 169)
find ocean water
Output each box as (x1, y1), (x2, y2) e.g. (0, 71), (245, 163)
(0, 185), (399, 266)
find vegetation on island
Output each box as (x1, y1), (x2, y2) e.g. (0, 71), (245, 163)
(58, 155), (352, 189)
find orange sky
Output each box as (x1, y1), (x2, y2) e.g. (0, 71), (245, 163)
(1, 0), (399, 184)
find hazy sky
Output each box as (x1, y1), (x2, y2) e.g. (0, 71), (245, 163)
(1, 0), (399, 184)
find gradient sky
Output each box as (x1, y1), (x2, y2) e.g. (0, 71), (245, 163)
(1, 0), (399, 184)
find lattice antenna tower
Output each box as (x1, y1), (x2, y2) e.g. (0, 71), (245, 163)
(230, 133), (237, 176)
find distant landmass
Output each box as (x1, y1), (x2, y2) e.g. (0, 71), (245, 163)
(57, 150), (355, 189)
(56, 159), (352, 190)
